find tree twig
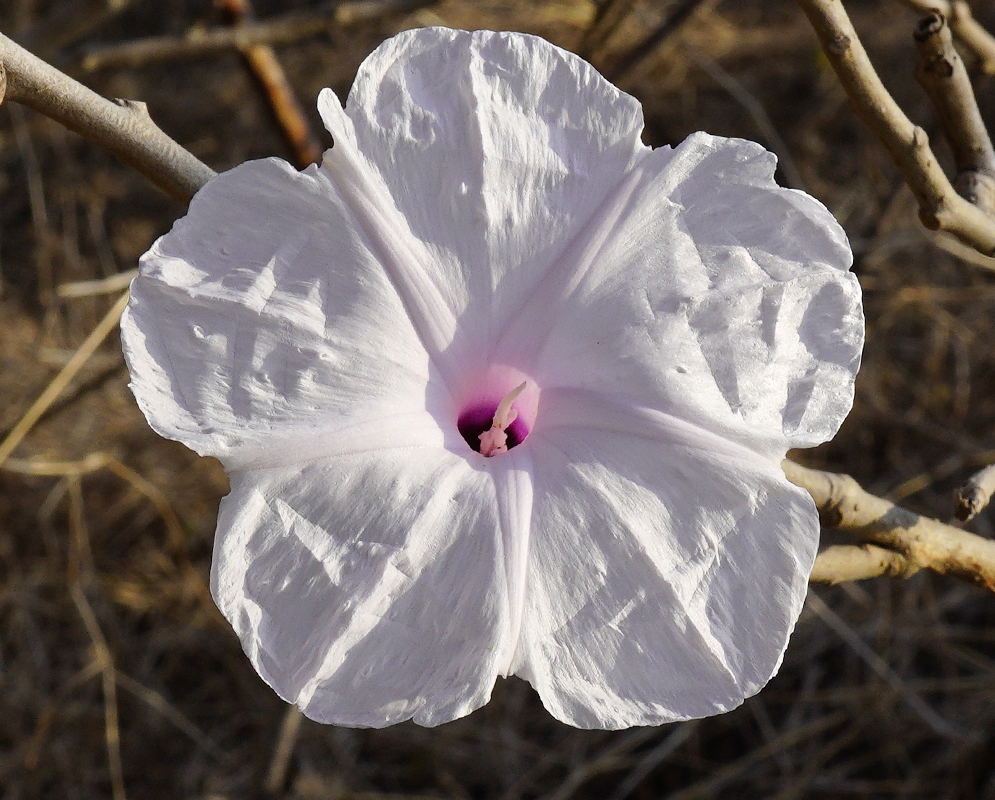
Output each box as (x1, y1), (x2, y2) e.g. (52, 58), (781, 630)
(897, 0), (995, 74)
(81, 0), (438, 70)
(0, 291), (129, 469)
(576, 0), (639, 61)
(810, 543), (921, 583)
(82, 16), (332, 69)
(682, 43), (805, 190)
(784, 460), (995, 590)
(608, 0), (708, 83)
(794, 0), (995, 255)
(0, 34), (214, 202)
(954, 463), (995, 521)
(914, 12), (995, 215)
(216, 0), (322, 168)
(806, 592), (961, 738)
(18, 0), (137, 58)
(264, 705), (304, 793)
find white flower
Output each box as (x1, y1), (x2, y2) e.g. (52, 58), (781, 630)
(121, 27), (863, 729)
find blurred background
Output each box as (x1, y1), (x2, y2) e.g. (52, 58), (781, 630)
(3, 0), (995, 797)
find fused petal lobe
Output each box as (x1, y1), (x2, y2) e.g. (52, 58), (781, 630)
(518, 389), (818, 728)
(513, 133), (862, 458)
(121, 158), (438, 468)
(319, 27), (651, 366)
(212, 448), (513, 727)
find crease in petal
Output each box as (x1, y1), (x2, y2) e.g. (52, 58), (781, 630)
(493, 154), (663, 367)
(535, 385), (771, 464)
(224, 409), (448, 472)
(486, 448), (534, 675)
(319, 90), (461, 372)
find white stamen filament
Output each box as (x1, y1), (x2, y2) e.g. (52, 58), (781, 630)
(479, 381), (527, 457)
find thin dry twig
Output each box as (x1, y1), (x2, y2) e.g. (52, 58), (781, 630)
(665, 712), (849, 800)
(898, 0), (995, 73)
(575, 0), (639, 61)
(795, 0), (995, 254)
(955, 463), (995, 521)
(608, 0), (708, 83)
(67, 478), (127, 800)
(81, 0), (437, 70)
(540, 727), (658, 800)
(264, 705), (305, 793)
(216, 0), (322, 168)
(57, 269), (137, 298)
(0, 33), (214, 202)
(0, 291), (129, 469)
(3, 452), (218, 614)
(784, 460), (995, 590)
(82, 15), (332, 69)
(914, 12), (995, 215)
(811, 543), (921, 583)
(682, 43), (805, 190)
(18, 0), (137, 58)
(114, 670), (224, 759)
(606, 722), (700, 800)
(806, 592), (962, 738)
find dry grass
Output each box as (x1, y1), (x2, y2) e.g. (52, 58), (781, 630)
(2, 0), (995, 797)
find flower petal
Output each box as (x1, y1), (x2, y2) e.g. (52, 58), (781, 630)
(318, 27), (649, 376)
(515, 387), (818, 728)
(212, 448), (515, 727)
(504, 133), (862, 457)
(121, 158), (444, 468)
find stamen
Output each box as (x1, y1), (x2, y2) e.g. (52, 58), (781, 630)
(479, 382), (527, 457)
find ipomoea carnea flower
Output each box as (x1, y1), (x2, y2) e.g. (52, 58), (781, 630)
(121, 27), (863, 729)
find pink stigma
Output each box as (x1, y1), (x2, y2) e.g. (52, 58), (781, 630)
(478, 382), (527, 457)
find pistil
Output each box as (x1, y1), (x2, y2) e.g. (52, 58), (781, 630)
(479, 382), (527, 457)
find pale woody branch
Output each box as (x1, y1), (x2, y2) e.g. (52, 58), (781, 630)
(795, 0), (995, 255)
(785, 461), (995, 591)
(899, 0), (995, 73)
(811, 543), (920, 584)
(0, 32), (214, 203)
(914, 12), (995, 216)
(955, 463), (995, 521)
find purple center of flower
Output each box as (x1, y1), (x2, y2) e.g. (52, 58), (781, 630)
(455, 367), (539, 457)
(458, 381), (532, 456)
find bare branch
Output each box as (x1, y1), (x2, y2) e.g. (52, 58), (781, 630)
(0, 292), (129, 469)
(608, 0), (708, 83)
(898, 0), (995, 74)
(575, 0), (638, 61)
(950, 0), (995, 74)
(217, 0), (322, 168)
(0, 33), (215, 203)
(264, 706), (304, 793)
(19, 0), (136, 58)
(795, 0), (995, 255)
(784, 460), (995, 590)
(81, 0), (438, 70)
(810, 543), (921, 583)
(954, 463), (995, 521)
(915, 12), (995, 215)
(82, 16), (331, 69)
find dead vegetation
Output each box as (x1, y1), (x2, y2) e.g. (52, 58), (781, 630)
(3, 0), (995, 797)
